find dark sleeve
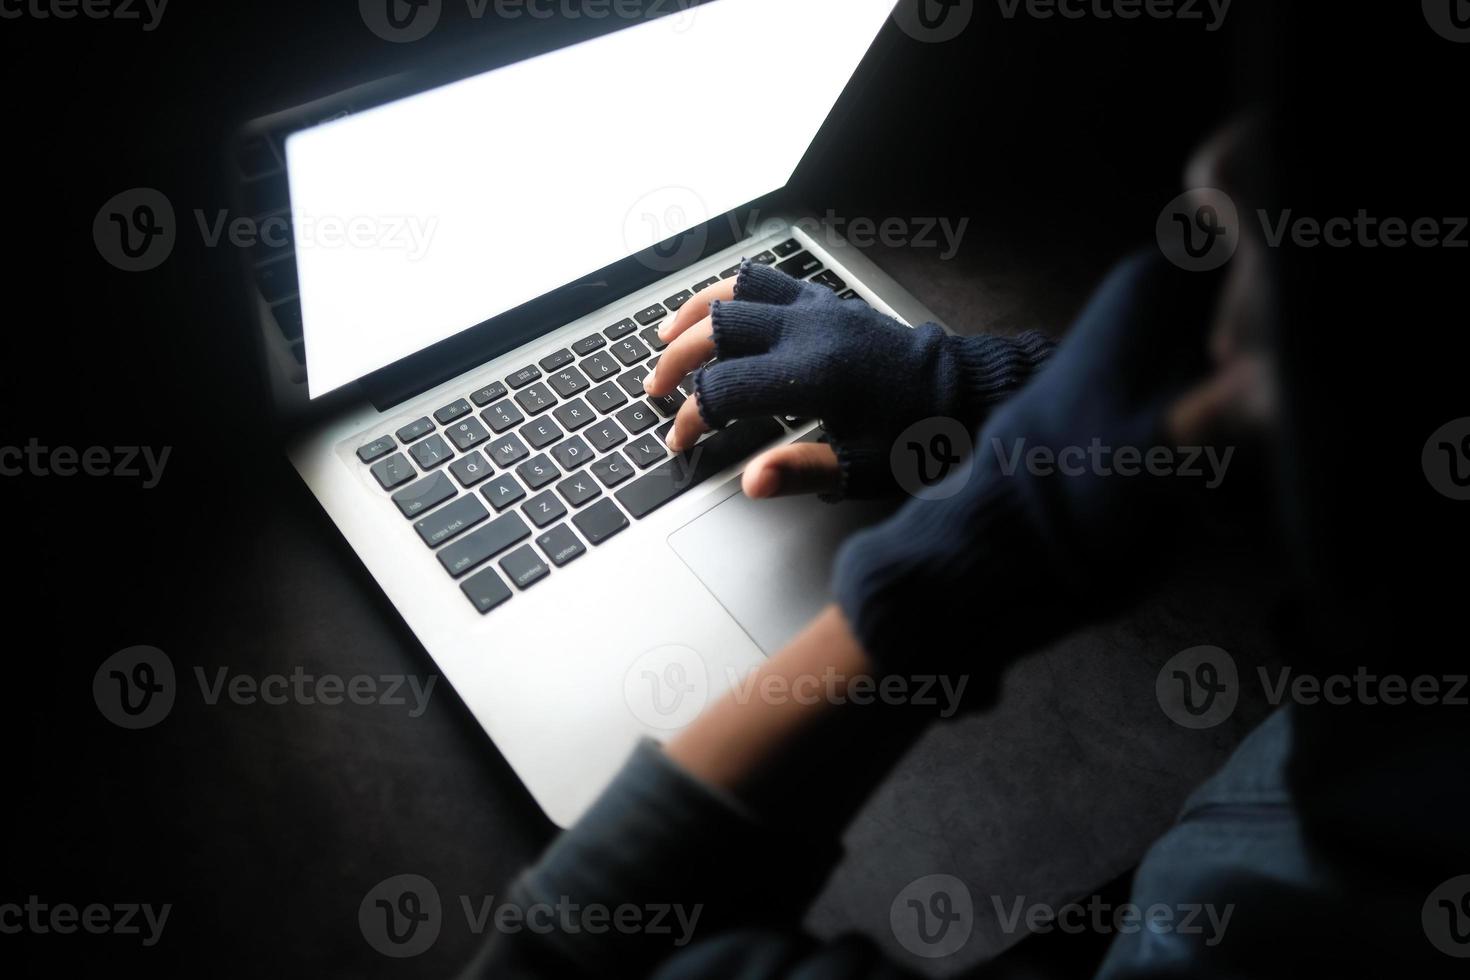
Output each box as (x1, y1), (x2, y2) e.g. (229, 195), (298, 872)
(462, 740), (849, 979)
(833, 253), (1225, 707)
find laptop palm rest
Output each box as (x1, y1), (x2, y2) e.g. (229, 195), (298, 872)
(668, 487), (897, 655)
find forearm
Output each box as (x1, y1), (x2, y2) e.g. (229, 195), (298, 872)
(666, 605), (934, 836)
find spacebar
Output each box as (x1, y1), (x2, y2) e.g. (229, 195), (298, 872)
(616, 417), (785, 519)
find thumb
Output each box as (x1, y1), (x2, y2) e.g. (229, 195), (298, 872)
(742, 442), (842, 500)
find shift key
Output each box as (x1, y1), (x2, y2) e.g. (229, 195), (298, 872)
(437, 513), (531, 577)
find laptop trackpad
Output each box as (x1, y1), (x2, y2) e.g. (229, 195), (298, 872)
(668, 488), (896, 655)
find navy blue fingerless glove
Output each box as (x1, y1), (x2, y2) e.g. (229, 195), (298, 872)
(694, 261), (1056, 499)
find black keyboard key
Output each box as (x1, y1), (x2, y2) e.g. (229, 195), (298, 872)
(572, 333), (607, 356)
(499, 545), (550, 590)
(481, 473), (526, 511)
(587, 381), (629, 415)
(649, 388), (686, 418)
(516, 454), (561, 491)
(438, 512), (530, 577)
(514, 382), (557, 416)
(626, 433), (668, 469)
(538, 348), (575, 372)
(838, 289), (859, 301)
(414, 494), (489, 547)
(664, 289), (694, 311)
(371, 453), (415, 490)
(586, 419), (628, 453)
(446, 416), (492, 451)
(572, 498), (629, 546)
(811, 270), (847, 292)
(435, 399), (473, 425)
(506, 365), (541, 389)
(409, 434), (454, 470)
(520, 417), (564, 450)
(692, 276), (721, 292)
(536, 524), (586, 568)
(640, 325), (668, 353)
(615, 416), (784, 519)
(461, 566), (513, 613)
(773, 238), (802, 258)
(617, 401), (660, 435)
(449, 450), (494, 487)
(256, 257), (298, 302)
(634, 303), (667, 326)
(357, 436), (396, 464)
(605, 318), (638, 339)
(580, 351), (620, 382)
(556, 471), (602, 508)
(751, 250), (777, 265)
(617, 366), (650, 397)
(488, 433), (530, 467)
(590, 451), (635, 488)
(482, 399), (525, 433)
(720, 264), (742, 278)
(469, 381), (507, 406)
(777, 250), (823, 279)
(393, 471), (457, 518)
(550, 434), (593, 471)
(395, 417), (435, 443)
(547, 366), (590, 398)
(553, 398), (595, 431)
(522, 490), (567, 528)
(611, 337), (651, 367)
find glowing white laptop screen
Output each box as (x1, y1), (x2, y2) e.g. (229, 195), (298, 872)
(286, 0), (895, 397)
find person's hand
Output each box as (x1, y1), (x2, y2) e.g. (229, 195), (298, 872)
(645, 261), (1054, 500)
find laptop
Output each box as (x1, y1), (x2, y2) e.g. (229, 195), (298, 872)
(232, 0), (946, 826)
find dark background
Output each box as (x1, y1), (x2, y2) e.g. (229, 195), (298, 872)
(4, 1), (1459, 976)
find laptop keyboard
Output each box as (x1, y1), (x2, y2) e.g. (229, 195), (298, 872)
(354, 240), (863, 615)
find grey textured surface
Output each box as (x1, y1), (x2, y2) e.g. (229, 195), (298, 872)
(799, 236), (1285, 977)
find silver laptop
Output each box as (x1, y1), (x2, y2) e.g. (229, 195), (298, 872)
(233, 0), (944, 826)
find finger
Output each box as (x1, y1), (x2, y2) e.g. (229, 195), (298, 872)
(646, 316), (714, 398)
(664, 393), (711, 454)
(660, 279), (735, 344)
(742, 442), (842, 500)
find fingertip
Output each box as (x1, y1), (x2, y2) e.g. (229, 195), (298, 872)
(742, 461), (780, 499)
